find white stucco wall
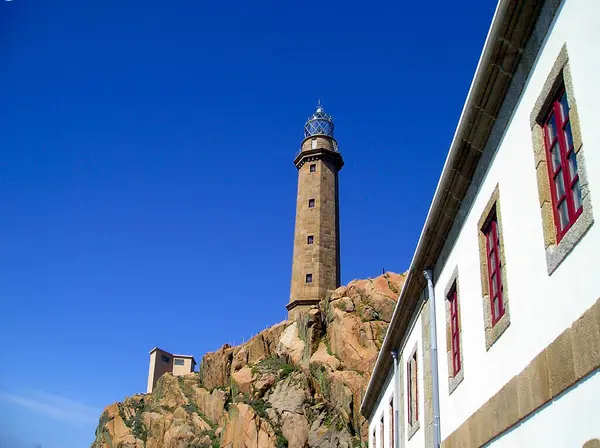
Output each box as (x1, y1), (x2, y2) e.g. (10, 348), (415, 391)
(434, 0), (600, 441)
(489, 371), (600, 448)
(368, 371), (394, 448)
(368, 311), (425, 448)
(402, 313), (424, 448)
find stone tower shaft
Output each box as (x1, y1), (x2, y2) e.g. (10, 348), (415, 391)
(287, 106), (343, 319)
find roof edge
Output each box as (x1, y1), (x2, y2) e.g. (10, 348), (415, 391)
(173, 354), (197, 363)
(360, 0), (544, 419)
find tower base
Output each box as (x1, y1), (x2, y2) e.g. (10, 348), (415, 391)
(286, 299), (321, 320)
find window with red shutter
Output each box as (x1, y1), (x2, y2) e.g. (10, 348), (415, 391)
(389, 399), (394, 447)
(448, 288), (461, 375)
(485, 215), (505, 325)
(543, 87), (582, 241)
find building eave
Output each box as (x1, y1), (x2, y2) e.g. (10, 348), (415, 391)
(360, 0), (547, 419)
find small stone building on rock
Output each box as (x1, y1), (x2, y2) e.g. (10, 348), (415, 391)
(147, 347), (196, 393)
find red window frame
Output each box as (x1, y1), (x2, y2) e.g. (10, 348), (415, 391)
(389, 398), (394, 447)
(485, 215), (505, 325)
(448, 288), (461, 376)
(543, 86), (582, 242)
(406, 352), (418, 425)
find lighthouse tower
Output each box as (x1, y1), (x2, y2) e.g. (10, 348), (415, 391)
(287, 104), (344, 319)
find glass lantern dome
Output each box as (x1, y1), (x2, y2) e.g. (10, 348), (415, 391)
(304, 103), (334, 138)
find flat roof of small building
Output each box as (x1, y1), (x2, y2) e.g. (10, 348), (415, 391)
(149, 347), (171, 355)
(149, 347), (196, 364)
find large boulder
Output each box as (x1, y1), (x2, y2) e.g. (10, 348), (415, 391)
(221, 403), (279, 448)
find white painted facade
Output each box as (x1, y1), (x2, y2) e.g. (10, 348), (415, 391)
(369, 312), (425, 448)
(370, 373), (394, 448)
(365, 0), (600, 446)
(435, 0), (600, 441)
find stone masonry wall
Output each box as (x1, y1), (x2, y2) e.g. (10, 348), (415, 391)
(289, 136), (341, 316)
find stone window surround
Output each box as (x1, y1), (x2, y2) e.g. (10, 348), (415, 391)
(444, 266), (464, 394)
(307, 235), (314, 245)
(477, 184), (511, 351)
(309, 163), (317, 173)
(529, 43), (594, 275)
(406, 342), (420, 440)
(305, 273), (313, 284)
(308, 198), (315, 208)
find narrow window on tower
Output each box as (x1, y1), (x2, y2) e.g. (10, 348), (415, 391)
(305, 273), (313, 284)
(308, 198), (315, 208)
(307, 235), (314, 244)
(311, 138), (317, 149)
(310, 163), (316, 173)
(379, 416), (384, 448)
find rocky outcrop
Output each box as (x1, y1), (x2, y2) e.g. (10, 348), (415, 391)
(91, 272), (406, 448)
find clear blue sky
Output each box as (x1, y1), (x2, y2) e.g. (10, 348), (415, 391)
(0, 1), (496, 446)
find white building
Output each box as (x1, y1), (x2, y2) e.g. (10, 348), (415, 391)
(360, 0), (600, 447)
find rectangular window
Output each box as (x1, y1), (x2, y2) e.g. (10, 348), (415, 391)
(407, 351), (418, 426)
(311, 138), (317, 149)
(174, 358), (185, 366)
(161, 354), (171, 363)
(309, 163), (316, 173)
(485, 214), (505, 325)
(372, 430), (376, 448)
(379, 416), (384, 448)
(305, 273), (313, 284)
(308, 198), (315, 208)
(389, 399), (394, 447)
(448, 288), (461, 375)
(543, 86), (582, 241)
(307, 235), (314, 244)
